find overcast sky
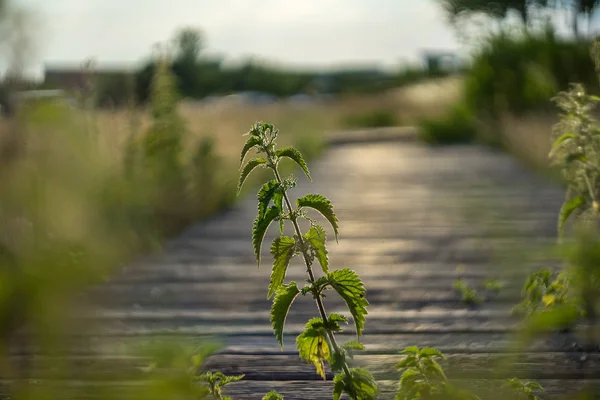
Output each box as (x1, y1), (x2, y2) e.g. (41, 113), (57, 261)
(17, 0), (460, 72)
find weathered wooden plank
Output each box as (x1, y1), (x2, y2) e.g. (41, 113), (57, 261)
(204, 353), (600, 381)
(3, 352), (598, 381)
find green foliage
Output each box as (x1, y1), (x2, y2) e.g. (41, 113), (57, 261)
(296, 194), (340, 240)
(276, 147), (311, 181)
(465, 27), (597, 115)
(395, 346), (480, 400)
(328, 268), (369, 336)
(238, 158), (267, 194)
(483, 278), (503, 293)
(550, 83), (600, 234)
(197, 372), (244, 400)
(453, 279), (483, 305)
(268, 237), (297, 299)
(333, 368), (379, 400)
(238, 121), (375, 399)
(504, 378), (544, 400)
(252, 206), (280, 266)
(558, 196), (587, 237)
(342, 109), (399, 129)
(262, 391), (285, 400)
(512, 269), (570, 317)
(296, 318), (331, 380)
(271, 282), (301, 348)
(304, 225), (329, 273)
(418, 104), (477, 145)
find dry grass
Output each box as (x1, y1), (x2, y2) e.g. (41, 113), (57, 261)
(80, 80), (463, 165)
(498, 113), (557, 172)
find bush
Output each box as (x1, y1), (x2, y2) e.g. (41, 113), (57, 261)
(418, 104), (477, 144)
(342, 109), (398, 129)
(465, 25), (598, 115)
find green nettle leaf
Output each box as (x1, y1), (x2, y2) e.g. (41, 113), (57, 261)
(328, 269), (369, 337)
(253, 206), (281, 266)
(276, 147), (311, 181)
(333, 368), (379, 400)
(268, 236), (297, 299)
(240, 136), (261, 166)
(274, 191), (284, 213)
(258, 181), (281, 220)
(296, 318), (331, 380)
(342, 341), (365, 351)
(297, 194), (340, 241)
(262, 391), (284, 400)
(304, 225), (329, 273)
(327, 313), (348, 332)
(270, 282), (301, 348)
(401, 346), (420, 355)
(238, 158), (267, 194)
(558, 195), (586, 235)
(333, 373), (345, 400)
(549, 133), (576, 156)
(419, 348), (444, 359)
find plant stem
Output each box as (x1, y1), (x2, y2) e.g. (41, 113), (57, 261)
(271, 163), (354, 388)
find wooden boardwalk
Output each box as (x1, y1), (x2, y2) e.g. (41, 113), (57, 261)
(62, 139), (600, 398)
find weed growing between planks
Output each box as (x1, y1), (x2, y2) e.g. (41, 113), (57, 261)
(237, 121), (378, 400)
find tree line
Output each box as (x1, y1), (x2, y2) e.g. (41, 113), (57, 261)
(439, 0), (600, 37)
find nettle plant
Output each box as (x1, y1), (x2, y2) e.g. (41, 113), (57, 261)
(395, 346), (480, 400)
(237, 122), (379, 400)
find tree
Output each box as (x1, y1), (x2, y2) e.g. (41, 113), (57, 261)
(438, 0), (549, 25)
(173, 27), (203, 64)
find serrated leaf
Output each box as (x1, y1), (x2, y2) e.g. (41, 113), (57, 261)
(238, 158), (267, 194)
(328, 313), (349, 324)
(276, 147), (311, 181)
(401, 346), (420, 355)
(257, 180), (280, 220)
(525, 381), (544, 391)
(262, 391), (284, 400)
(333, 373), (345, 400)
(342, 340), (365, 355)
(240, 136), (261, 166)
(328, 269), (369, 337)
(296, 319), (330, 380)
(304, 225), (329, 273)
(268, 237), (297, 299)
(399, 368), (420, 386)
(253, 206), (281, 266)
(270, 282), (300, 348)
(297, 194), (339, 241)
(346, 368), (379, 400)
(395, 355), (417, 369)
(274, 191), (284, 212)
(422, 358), (447, 381)
(419, 348), (444, 359)
(549, 133), (576, 157)
(326, 313), (348, 332)
(558, 195), (586, 236)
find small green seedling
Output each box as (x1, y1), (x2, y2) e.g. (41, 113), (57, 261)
(395, 346), (480, 400)
(483, 278), (503, 293)
(504, 378), (544, 400)
(453, 279), (483, 305)
(262, 391), (284, 400)
(198, 372), (244, 400)
(237, 122), (378, 400)
(512, 269), (570, 318)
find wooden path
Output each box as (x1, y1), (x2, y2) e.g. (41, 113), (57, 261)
(41, 138), (600, 398)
